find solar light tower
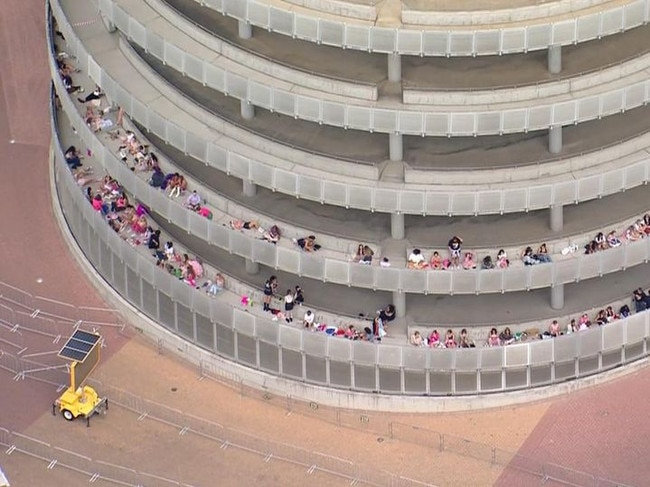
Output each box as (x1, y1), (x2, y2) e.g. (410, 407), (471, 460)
(53, 329), (108, 426)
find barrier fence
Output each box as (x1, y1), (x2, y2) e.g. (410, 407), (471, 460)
(0, 347), (631, 487)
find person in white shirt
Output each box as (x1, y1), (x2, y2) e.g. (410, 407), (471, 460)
(407, 249), (428, 269)
(303, 310), (315, 329)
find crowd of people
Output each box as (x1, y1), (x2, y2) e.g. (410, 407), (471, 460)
(408, 287), (649, 347)
(58, 43), (650, 354)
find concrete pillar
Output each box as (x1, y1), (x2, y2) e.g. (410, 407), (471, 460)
(238, 20), (252, 39)
(387, 53), (402, 82)
(240, 100), (255, 121)
(389, 133), (403, 161)
(551, 283), (564, 310)
(243, 179), (257, 197)
(245, 259), (259, 275)
(550, 204), (563, 232)
(548, 125), (562, 154)
(390, 213), (405, 240)
(547, 45), (562, 74)
(392, 291), (406, 319)
(100, 14), (116, 33)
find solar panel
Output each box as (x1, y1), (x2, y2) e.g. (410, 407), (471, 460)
(58, 329), (101, 362)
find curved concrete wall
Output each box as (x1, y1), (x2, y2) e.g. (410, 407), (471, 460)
(52, 118), (650, 398)
(174, 0), (650, 55)
(102, 0), (650, 136)
(50, 0), (650, 216)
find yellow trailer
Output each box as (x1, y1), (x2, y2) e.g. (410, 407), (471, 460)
(53, 329), (108, 426)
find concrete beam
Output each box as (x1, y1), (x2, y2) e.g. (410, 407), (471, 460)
(547, 45), (562, 74)
(245, 259), (259, 275)
(240, 100), (255, 121)
(550, 283), (564, 310)
(390, 213), (405, 240)
(550, 204), (563, 232)
(238, 20), (252, 39)
(391, 291), (406, 319)
(548, 125), (562, 154)
(243, 179), (257, 197)
(389, 133), (403, 161)
(387, 53), (402, 82)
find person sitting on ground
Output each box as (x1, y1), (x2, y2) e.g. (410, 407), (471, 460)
(204, 272), (225, 296)
(168, 174), (187, 198)
(458, 328), (475, 348)
(584, 240), (597, 255)
(522, 246), (540, 266)
(303, 310), (315, 330)
(294, 235), (321, 252)
(380, 257), (391, 268)
(262, 224), (281, 244)
(131, 214), (148, 234)
(566, 318), (577, 334)
(624, 224), (643, 242)
(462, 252), (476, 270)
(595, 309), (608, 326)
(408, 248), (428, 269)
(91, 194), (109, 215)
(536, 243), (552, 263)
(353, 244), (364, 263)
(594, 232), (608, 251)
(149, 166), (165, 188)
(448, 236), (463, 269)
(345, 325), (358, 340)
(643, 214), (650, 236)
(481, 255), (495, 270)
(444, 329), (457, 348)
(578, 313), (591, 330)
(78, 87), (104, 106)
(147, 229), (161, 250)
(619, 304), (631, 318)
(428, 329), (440, 348)
(605, 306), (618, 322)
(410, 330), (425, 347)
(487, 327), (500, 347)
(361, 245), (374, 264)
(64, 145), (83, 170)
(606, 230), (621, 248)
(185, 190), (201, 211)
(429, 251), (443, 270)
(496, 249), (510, 269)
(379, 304), (396, 325)
(548, 320), (561, 337)
(293, 285), (305, 306)
(229, 219), (259, 231)
(633, 288), (648, 312)
(499, 327), (514, 345)
(61, 72), (83, 94)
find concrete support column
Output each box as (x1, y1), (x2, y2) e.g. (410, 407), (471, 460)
(389, 133), (403, 161)
(551, 283), (565, 310)
(240, 100), (255, 121)
(550, 204), (563, 232)
(548, 125), (562, 154)
(238, 20), (252, 39)
(390, 213), (405, 240)
(387, 53), (402, 82)
(547, 45), (562, 74)
(100, 14), (117, 33)
(245, 259), (259, 275)
(242, 179), (257, 197)
(392, 291), (406, 319)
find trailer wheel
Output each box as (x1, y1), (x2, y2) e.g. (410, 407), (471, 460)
(62, 409), (74, 421)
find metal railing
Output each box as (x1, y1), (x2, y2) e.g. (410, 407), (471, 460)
(50, 60), (650, 296)
(0, 348), (631, 487)
(48, 0), (650, 215)
(189, 0), (650, 56)
(97, 0), (650, 136)
(49, 122), (650, 396)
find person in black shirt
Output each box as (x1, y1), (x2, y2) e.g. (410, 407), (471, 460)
(263, 276), (278, 312)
